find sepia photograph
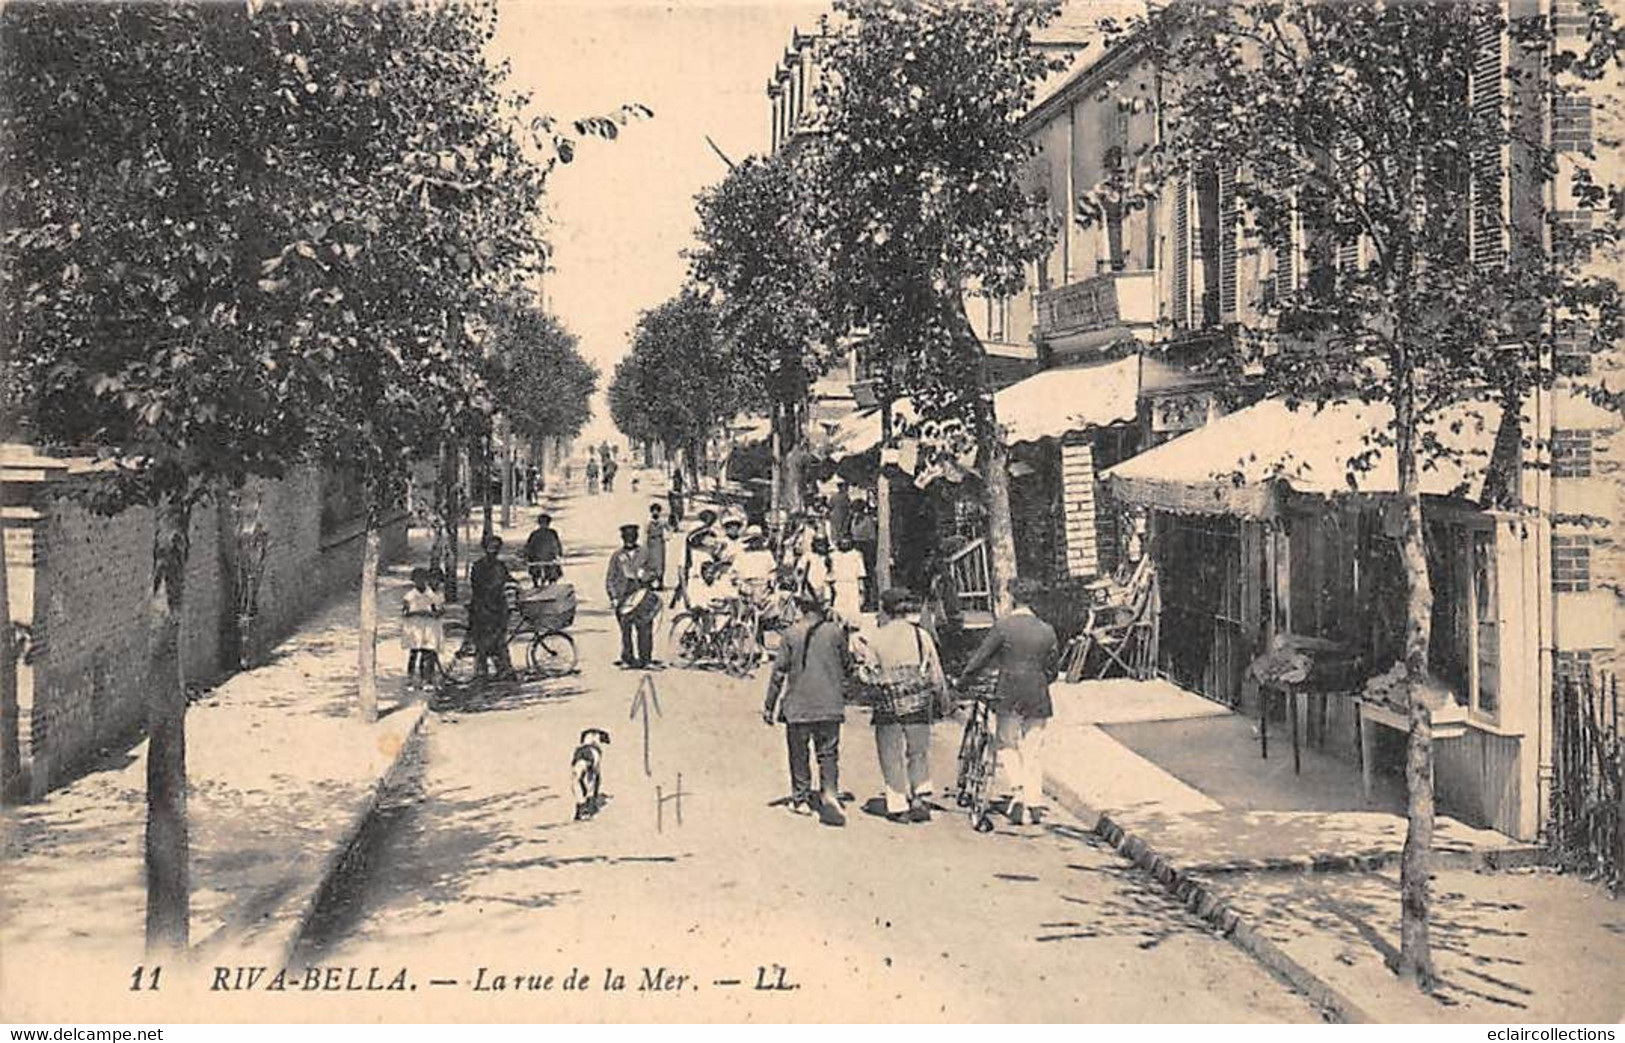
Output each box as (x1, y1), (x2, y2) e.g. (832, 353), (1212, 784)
(0, 0), (1621, 1030)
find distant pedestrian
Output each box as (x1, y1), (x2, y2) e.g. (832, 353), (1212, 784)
(606, 523), (660, 669)
(645, 501), (671, 590)
(849, 498), (879, 608)
(762, 592), (851, 826)
(957, 578), (1059, 826)
(467, 534), (515, 681)
(602, 456), (618, 493)
(830, 537), (866, 624)
(853, 588), (949, 823)
(585, 457), (600, 495)
(401, 566), (445, 689)
(525, 465), (540, 505)
(828, 479), (852, 546)
(667, 467), (686, 524)
(523, 512), (564, 586)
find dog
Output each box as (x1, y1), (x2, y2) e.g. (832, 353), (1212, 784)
(571, 728), (611, 820)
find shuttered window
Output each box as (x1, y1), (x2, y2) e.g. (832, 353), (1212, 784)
(1470, 8), (1508, 269)
(1173, 172), (1191, 328)
(1219, 165), (1238, 319)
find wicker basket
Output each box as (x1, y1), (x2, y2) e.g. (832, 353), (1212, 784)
(518, 586), (577, 631)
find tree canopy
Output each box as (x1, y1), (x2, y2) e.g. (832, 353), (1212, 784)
(804, 0), (1062, 455)
(608, 290), (742, 457)
(487, 294), (598, 449)
(690, 153), (832, 422)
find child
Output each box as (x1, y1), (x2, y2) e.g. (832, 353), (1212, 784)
(402, 566), (444, 689)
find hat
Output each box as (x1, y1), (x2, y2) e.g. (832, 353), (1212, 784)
(722, 516), (745, 529)
(793, 589), (826, 612)
(481, 533), (503, 550)
(619, 523), (641, 537)
(744, 524), (765, 539)
(536, 513), (552, 525)
(698, 509), (718, 524)
(880, 587), (914, 615)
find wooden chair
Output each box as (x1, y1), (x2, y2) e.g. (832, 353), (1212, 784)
(1062, 558), (1160, 682)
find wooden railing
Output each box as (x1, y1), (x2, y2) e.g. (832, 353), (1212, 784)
(947, 537), (994, 618)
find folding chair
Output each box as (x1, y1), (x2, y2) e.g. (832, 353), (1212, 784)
(1063, 559), (1159, 681)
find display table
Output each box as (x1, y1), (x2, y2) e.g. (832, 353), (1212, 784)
(1356, 698), (1468, 804)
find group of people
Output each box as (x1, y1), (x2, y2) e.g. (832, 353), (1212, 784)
(583, 447), (620, 496)
(762, 577), (1059, 830)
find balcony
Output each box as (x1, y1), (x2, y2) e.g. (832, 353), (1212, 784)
(1035, 269), (1157, 342)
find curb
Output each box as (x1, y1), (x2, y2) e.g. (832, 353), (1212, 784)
(1044, 772), (1376, 1025)
(279, 700), (431, 968)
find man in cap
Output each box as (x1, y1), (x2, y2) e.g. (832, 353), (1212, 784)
(762, 589), (851, 826)
(606, 523), (660, 669)
(468, 533), (515, 680)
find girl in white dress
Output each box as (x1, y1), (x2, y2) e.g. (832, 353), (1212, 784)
(401, 567), (445, 688)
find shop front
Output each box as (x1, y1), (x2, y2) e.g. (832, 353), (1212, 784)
(1106, 397), (1545, 839)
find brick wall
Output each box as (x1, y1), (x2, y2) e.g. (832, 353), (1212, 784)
(1552, 533), (1593, 593)
(19, 465), (407, 793)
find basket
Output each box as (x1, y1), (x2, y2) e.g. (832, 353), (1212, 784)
(519, 586), (577, 631)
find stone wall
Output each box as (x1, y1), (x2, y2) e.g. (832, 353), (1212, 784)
(11, 465), (407, 796)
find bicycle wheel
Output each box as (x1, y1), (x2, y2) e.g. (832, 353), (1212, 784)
(668, 613), (702, 664)
(440, 621), (478, 686)
(505, 623), (535, 678)
(528, 630), (578, 677)
(723, 623), (759, 677)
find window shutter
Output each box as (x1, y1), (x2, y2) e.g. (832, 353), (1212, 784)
(1173, 172), (1191, 328)
(1334, 136), (1364, 274)
(1219, 165), (1238, 320)
(1470, 6), (1508, 269)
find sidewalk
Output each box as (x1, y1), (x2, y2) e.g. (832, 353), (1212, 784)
(1042, 679), (1625, 1023)
(0, 540), (428, 985)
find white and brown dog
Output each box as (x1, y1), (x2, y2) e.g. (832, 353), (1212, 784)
(571, 728), (611, 820)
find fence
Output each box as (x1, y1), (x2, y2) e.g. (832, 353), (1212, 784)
(1550, 669), (1622, 892)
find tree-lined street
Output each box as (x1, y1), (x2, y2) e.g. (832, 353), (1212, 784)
(300, 472), (1317, 1023)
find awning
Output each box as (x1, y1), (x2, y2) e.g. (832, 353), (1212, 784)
(825, 398), (917, 459)
(1105, 398), (1503, 519)
(827, 355), (1142, 458)
(995, 355), (1139, 445)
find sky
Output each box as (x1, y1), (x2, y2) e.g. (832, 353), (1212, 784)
(491, 0), (828, 445)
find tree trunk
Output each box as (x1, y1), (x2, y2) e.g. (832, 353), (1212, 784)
(357, 503), (379, 725)
(1393, 378), (1436, 989)
(146, 494), (192, 954)
(984, 435), (1018, 616)
(946, 291), (1018, 617)
(445, 457), (461, 602)
(216, 488), (244, 673)
(876, 400), (894, 592)
(500, 428), (513, 531)
(480, 434), (494, 538)
(770, 403), (784, 517)
(0, 520), (20, 802)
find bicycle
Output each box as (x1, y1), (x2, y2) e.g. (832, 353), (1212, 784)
(953, 688), (999, 833)
(439, 578), (578, 690)
(669, 596), (761, 676)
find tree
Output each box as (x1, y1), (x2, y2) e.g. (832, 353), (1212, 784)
(490, 296), (598, 470)
(246, 0), (641, 722)
(1, 0), (339, 950)
(0, 0), (643, 947)
(609, 290), (745, 483)
(803, 0), (1062, 608)
(1092, 0), (1621, 986)
(691, 154), (833, 515)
